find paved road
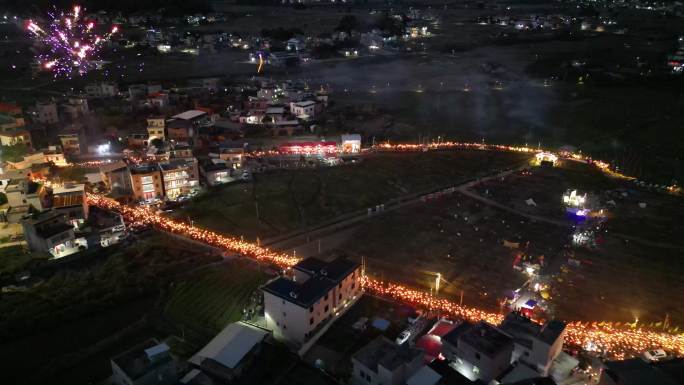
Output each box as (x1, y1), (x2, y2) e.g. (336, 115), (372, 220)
(456, 187), (572, 228)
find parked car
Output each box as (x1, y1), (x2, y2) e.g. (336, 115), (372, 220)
(642, 349), (667, 362)
(395, 330), (411, 345)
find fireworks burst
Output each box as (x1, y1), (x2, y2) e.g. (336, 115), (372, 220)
(26, 5), (118, 78)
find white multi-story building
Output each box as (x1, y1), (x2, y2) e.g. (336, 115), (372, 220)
(262, 257), (362, 344)
(499, 312), (566, 376)
(290, 100), (316, 119)
(160, 159), (199, 200)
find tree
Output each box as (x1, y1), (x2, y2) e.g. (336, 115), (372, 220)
(0, 144), (29, 163)
(336, 15), (359, 33)
(150, 138), (164, 149)
(0, 193), (7, 205)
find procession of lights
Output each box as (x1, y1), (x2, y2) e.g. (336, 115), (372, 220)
(26, 5), (118, 77)
(83, 192), (684, 359)
(86, 193), (300, 267)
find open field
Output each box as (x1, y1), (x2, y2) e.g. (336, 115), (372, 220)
(164, 260), (270, 356)
(0, 245), (32, 276)
(0, 232), (220, 385)
(328, 160), (684, 327)
(330, 192), (565, 313)
(469, 161), (684, 245)
(174, 150), (530, 240)
(553, 237), (684, 327)
(470, 160), (617, 220)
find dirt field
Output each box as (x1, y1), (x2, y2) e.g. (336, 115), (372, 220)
(174, 150), (530, 239)
(330, 191), (568, 313)
(328, 159), (684, 327)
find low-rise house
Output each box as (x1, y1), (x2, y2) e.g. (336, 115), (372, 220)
(243, 97), (269, 113)
(351, 335), (424, 385)
(88, 206), (126, 247)
(51, 183), (88, 228)
(441, 321), (514, 382)
(59, 132), (83, 154)
(128, 133), (149, 148)
(61, 96), (89, 119)
(499, 312), (566, 376)
(0, 129), (32, 147)
(85, 81), (119, 98)
(130, 164), (163, 202)
(172, 110), (211, 128)
(189, 77), (221, 93)
(290, 100), (316, 119)
(21, 210), (82, 257)
(100, 161), (133, 196)
(42, 146), (68, 166)
(200, 158), (232, 186)
(218, 142), (245, 169)
(188, 322), (271, 383)
(146, 92), (170, 109)
(147, 116), (167, 141)
(5, 152), (45, 170)
(111, 340), (176, 385)
(262, 256), (362, 344)
(0, 103), (25, 130)
(169, 143), (193, 159)
(5, 178), (45, 222)
(167, 119), (194, 142)
(35, 100), (60, 124)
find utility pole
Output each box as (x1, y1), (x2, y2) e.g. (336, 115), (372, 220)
(318, 239), (321, 254)
(460, 290), (464, 307)
(255, 201), (260, 219)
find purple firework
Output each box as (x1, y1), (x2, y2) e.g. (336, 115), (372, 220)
(26, 5), (118, 78)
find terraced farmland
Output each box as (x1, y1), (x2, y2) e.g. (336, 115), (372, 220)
(164, 260), (269, 353)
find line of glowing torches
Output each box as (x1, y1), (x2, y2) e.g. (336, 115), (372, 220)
(84, 192), (684, 359)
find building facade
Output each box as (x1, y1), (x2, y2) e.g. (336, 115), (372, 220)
(442, 321), (514, 382)
(262, 257), (362, 344)
(35, 101), (60, 124)
(130, 165), (164, 202)
(351, 336), (424, 385)
(0, 130), (31, 147)
(147, 116), (166, 141)
(290, 100), (316, 119)
(21, 210), (77, 257)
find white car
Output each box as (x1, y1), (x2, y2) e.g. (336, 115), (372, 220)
(395, 330), (411, 345)
(642, 349), (667, 362)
